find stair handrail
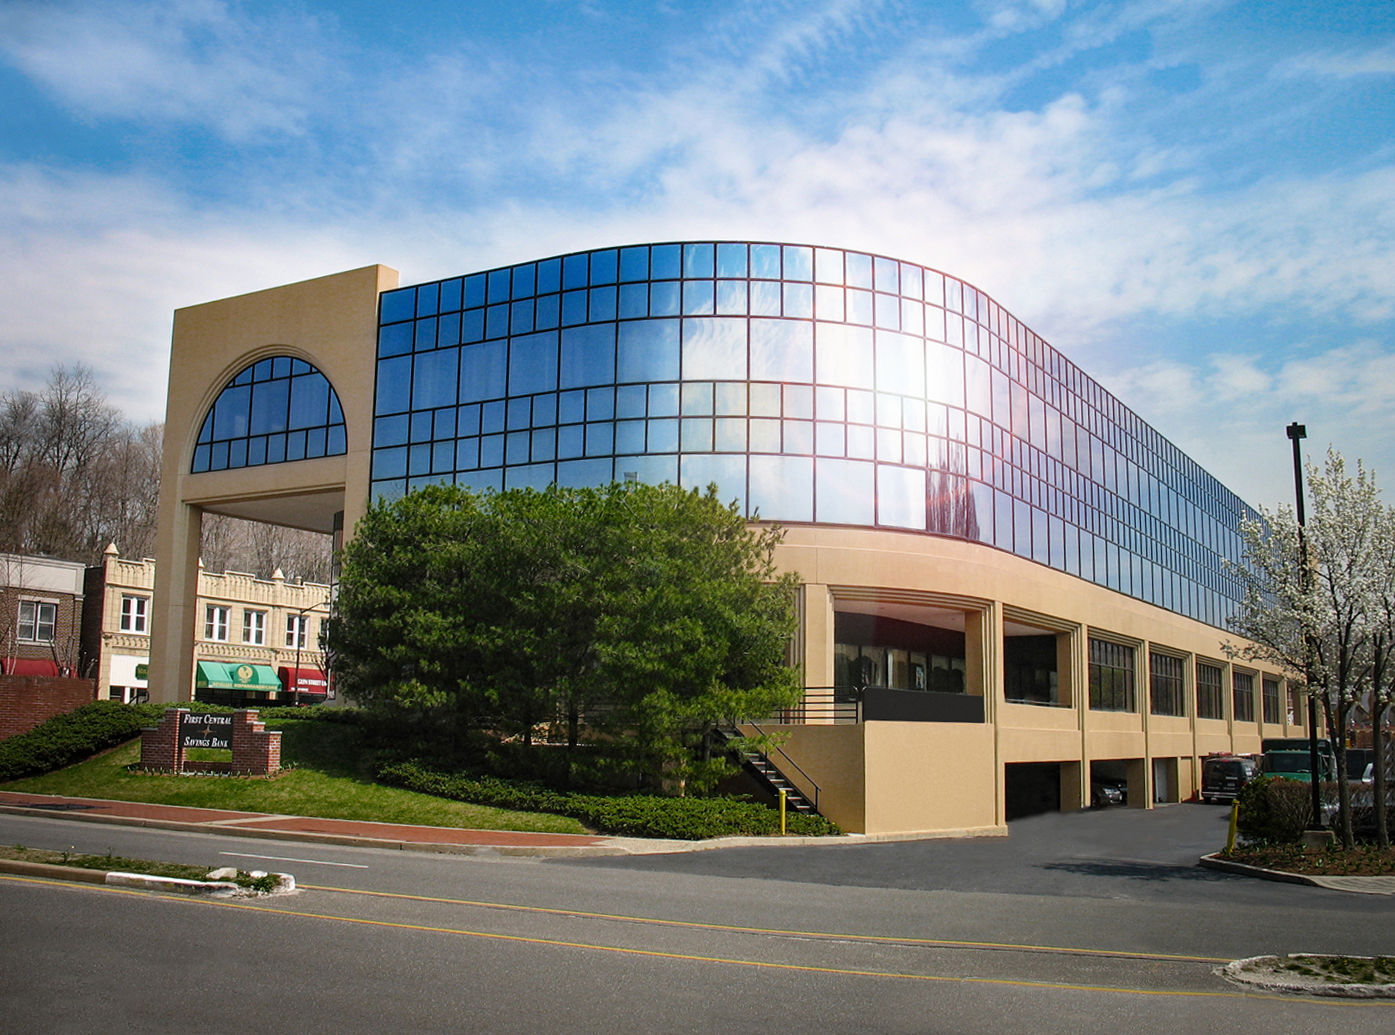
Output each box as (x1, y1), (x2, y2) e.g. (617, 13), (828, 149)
(731, 719), (821, 812)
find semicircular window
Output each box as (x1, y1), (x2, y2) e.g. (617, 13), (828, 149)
(192, 356), (347, 473)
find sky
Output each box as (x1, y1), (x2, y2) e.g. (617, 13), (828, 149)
(1, 0), (1392, 511)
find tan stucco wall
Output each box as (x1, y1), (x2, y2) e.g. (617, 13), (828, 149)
(150, 265), (396, 702)
(863, 721), (1001, 836)
(752, 723), (866, 834)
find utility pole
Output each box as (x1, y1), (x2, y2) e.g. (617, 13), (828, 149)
(1287, 421), (1324, 828)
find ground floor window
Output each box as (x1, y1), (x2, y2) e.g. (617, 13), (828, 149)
(1262, 677), (1281, 725)
(1197, 663), (1224, 719)
(1149, 652), (1185, 716)
(1004, 635), (1059, 705)
(1088, 638), (1135, 711)
(1232, 671), (1254, 723)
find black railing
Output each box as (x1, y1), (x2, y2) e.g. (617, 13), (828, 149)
(739, 719), (821, 812)
(767, 686), (986, 724)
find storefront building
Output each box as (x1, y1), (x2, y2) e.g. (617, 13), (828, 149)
(151, 243), (1302, 834)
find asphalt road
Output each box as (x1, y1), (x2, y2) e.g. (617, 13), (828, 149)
(2, 805), (1393, 1034)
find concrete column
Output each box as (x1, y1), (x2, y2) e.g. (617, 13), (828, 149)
(1139, 641), (1153, 809)
(1070, 625), (1090, 811)
(801, 583), (835, 722)
(967, 602), (1003, 825)
(149, 500), (202, 703)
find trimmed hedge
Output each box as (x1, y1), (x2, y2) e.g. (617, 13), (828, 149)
(0, 701), (167, 782)
(377, 759), (841, 839)
(0, 701), (359, 783)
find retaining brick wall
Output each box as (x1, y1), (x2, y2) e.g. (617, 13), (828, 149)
(0, 676), (98, 740)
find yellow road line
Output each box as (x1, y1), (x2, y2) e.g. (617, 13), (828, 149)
(300, 882), (1228, 964)
(6, 872), (1389, 1007)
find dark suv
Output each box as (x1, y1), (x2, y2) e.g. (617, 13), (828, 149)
(1201, 754), (1258, 804)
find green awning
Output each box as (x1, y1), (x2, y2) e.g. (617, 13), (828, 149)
(195, 662), (282, 693)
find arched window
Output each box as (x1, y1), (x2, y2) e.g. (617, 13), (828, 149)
(192, 356), (347, 473)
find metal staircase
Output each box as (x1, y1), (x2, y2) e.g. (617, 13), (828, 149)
(716, 723), (820, 815)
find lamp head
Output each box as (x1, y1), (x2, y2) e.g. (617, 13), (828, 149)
(1286, 422), (1307, 441)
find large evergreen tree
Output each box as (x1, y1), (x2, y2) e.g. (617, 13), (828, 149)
(326, 481), (802, 791)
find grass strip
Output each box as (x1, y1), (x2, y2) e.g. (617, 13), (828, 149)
(0, 844), (276, 890)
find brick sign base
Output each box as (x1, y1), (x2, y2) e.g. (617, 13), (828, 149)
(139, 708), (281, 776)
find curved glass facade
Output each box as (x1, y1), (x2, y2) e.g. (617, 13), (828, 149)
(371, 242), (1255, 628)
(193, 356), (348, 474)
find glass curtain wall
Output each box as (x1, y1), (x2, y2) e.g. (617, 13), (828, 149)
(371, 242), (1256, 629)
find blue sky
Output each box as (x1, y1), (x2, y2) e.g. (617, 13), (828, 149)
(1, 0), (1392, 509)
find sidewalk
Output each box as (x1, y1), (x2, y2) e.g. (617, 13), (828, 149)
(0, 790), (848, 858)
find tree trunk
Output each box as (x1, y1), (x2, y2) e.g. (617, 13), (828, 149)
(1374, 697), (1390, 849)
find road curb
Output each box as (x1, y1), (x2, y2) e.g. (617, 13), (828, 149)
(1198, 853), (1395, 895)
(1223, 955), (1395, 998)
(0, 857), (294, 895)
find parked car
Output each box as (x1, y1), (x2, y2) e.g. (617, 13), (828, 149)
(1091, 779), (1127, 807)
(1200, 753), (1259, 804)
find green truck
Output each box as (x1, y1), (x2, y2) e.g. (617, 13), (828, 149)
(1259, 737), (1336, 783)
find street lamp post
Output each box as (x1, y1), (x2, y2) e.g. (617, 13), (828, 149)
(1286, 421), (1324, 829)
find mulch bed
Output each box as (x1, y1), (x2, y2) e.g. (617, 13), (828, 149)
(1223, 843), (1395, 876)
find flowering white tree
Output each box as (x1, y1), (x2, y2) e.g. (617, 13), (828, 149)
(1228, 449), (1384, 847)
(1364, 503), (1395, 848)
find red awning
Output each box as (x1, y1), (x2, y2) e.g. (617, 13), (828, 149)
(4, 659), (61, 677)
(277, 667), (329, 695)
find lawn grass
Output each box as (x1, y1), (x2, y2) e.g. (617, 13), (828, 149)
(3, 719), (587, 835)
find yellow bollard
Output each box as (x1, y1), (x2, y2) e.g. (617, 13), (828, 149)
(779, 788), (787, 836)
(1226, 799), (1239, 854)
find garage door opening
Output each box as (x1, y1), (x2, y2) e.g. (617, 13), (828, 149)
(1005, 761), (1061, 821)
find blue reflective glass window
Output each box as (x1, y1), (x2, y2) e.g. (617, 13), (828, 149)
(560, 324), (616, 388)
(619, 283), (649, 319)
(439, 278), (463, 313)
(464, 274), (486, 308)
(616, 384), (647, 419)
(716, 243), (747, 279)
(411, 348), (458, 412)
(817, 422), (845, 457)
(486, 304), (509, 339)
(480, 434), (505, 468)
(512, 264), (535, 299)
(751, 244), (781, 279)
(416, 283), (439, 318)
(432, 440), (453, 472)
(535, 294), (560, 330)
(590, 249), (618, 285)
(509, 300), (533, 335)
(457, 404), (481, 436)
(561, 290), (588, 326)
(438, 312), (462, 347)
(647, 418), (679, 452)
(286, 430), (308, 462)
(589, 286), (617, 323)
(715, 418), (746, 452)
(250, 379), (289, 435)
(783, 246), (813, 281)
(901, 264), (923, 300)
(376, 357), (411, 415)
(650, 244), (681, 279)
(784, 419), (814, 455)
(459, 341), (507, 403)
(559, 390), (586, 424)
(563, 253), (589, 290)
(374, 447), (408, 480)
(375, 415), (408, 447)
(434, 406), (457, 439)
(649, 384), (679, 417)
(683, 243), (714, 278)
(247, 437), (267, 466)
(507, 431), (531, 465)
(682, 318), (748, 381)
(681, 453), (747, 508)
(585, 422), (614, 456)
(380, 288), (416, 324)
(716, 281), (747, 315)
(650, 281), (681, 316)
(532, 394), (557, 426)
(481, 400), (506, 434)
(506, 397), (532, 430)
(379, 323), (410, 359)
(873, 257), (899, 294)
(228, 439), (248, 468)
(508, 331), (559, 396)
(750, 280), (781, 317)
(414, 318), (437, 350)
(901, 299), (924, 337)
(556, 457), (613, 488)
(874, 293), (900, 329)
(536, 258), (561, 296)
(455, 438), (479, 470)
(586, 387), (614, 420)
(289, 373), (331, 429)
(783, 282), (813, 318)
(266, 435), (286, 464)
(683, 281), (715, 316)
(846, 289), (873, 326)
(273, 357), (292, 379)
(531, 428), (556, 462)
(558, 424), (585, 459)
(748, 319), (813, 383)
(749, 418), (781, 452)
(682, 418), (714, 452)
(749, 455), (813, 522)
(620, 246), (649, 282)
(461, 309), (485, 344)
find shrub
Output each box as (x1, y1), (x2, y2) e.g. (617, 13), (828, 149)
(377, 760), (840, 839)
(1236, 774), (1313, 843)
(0, 701), (166, 782)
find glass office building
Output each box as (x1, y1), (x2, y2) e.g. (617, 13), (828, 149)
(354, 241), (1253, 630)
